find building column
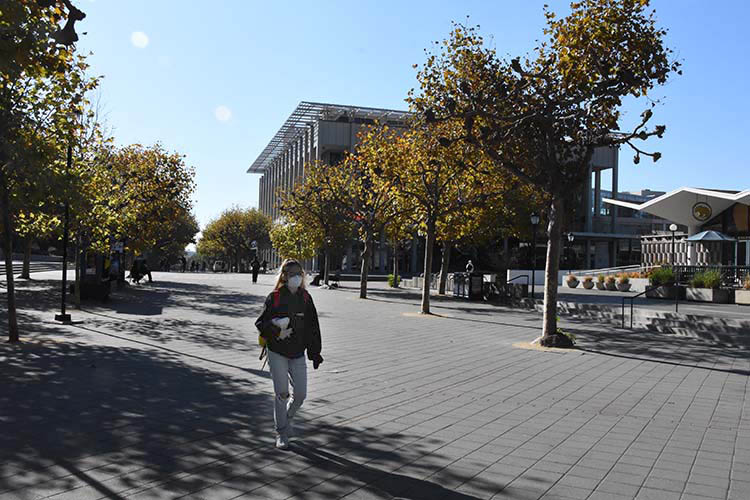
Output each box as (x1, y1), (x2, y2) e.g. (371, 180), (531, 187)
(610, 152), (619, 233)
(585, 166), (593, 232)
(687, 225), (700, 265)
(594, 170), (602, 220)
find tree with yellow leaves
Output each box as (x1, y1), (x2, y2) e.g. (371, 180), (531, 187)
(411, 0), (680, 344)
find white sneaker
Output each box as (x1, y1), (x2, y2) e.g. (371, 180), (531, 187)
(275, 434), (289, 450)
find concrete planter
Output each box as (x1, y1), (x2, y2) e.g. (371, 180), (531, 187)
(629, 278), (650, 293)
(646, 285), (678, 299)
(686, 287), (732, 304)
(582, 280), (595, 289)
(616, 282), (632, 292)
(566, 279), (579, 288)
(736, 289), (750, 306)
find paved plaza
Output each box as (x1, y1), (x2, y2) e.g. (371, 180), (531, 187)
(2, 271), (750, 500)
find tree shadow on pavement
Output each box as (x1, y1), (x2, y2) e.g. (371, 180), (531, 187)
(0, 337), (480, 500)
(98, 279), (268, 319)
(565, 322), (750, 375)
(291, 444), (482, 500)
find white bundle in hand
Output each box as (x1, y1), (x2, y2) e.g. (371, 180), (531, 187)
(271, 317), (289, 330)
(271, 317), (292, 340)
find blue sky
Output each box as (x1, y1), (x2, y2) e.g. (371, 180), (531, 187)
(76, 0), (750, 229)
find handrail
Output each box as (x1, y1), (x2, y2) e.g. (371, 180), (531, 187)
(507, 274), (529, 286)
(621, 284), (679, 329)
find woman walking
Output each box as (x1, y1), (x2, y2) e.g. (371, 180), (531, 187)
(255, 258), (323, 449)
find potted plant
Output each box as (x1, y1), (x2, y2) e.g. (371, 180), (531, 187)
(736, 275), (750, 306)
(616, 275), (631, 292)
(565, 274), (579, 288)
(596, 274), (606, 290)
(645, 266), (678, 299)
(686, 269), (731, 303)
(605, 275), (617, 291)
(582, 276), (595, 289)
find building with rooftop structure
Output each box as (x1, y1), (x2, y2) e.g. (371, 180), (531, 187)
(248, 101), (411, 271)
(249, 100), (684, 275)
(604, 188), (750, 268)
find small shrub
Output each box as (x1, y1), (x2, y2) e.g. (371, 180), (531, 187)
(617, 275), (630, 285)
(556, 327), (576, 345)
(597, 274), (605, 283)
(566, 274), (578, 283)
(702, 270), (721, 289)
(649, 266), (675, 287)
(606, 275), (616, 284)
(744, 275), (750, 291)
(690, 272), (705, 288)
(388, 274), (401, 288)
(583, 276), (593, 283)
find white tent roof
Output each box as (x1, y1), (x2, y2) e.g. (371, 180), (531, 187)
(603, 187), (750, 227)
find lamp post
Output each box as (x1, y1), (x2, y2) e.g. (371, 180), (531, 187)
(530, 212), (540, 299)
(55, 140), (72, 323)
(567, 232), (575, 274)
(669, 223), (678, 268)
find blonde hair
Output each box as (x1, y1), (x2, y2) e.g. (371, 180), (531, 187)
(273, 258), (307, 292)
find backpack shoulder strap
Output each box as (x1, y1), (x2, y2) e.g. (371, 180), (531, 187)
(272, 290), (281, 308)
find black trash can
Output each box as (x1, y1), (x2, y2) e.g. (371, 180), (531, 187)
(468, 272), (484, 301)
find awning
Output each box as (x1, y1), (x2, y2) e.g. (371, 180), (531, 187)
(685, 230), (736, 242)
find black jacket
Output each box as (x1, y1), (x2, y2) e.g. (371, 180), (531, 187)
(255, 287), (322, 359)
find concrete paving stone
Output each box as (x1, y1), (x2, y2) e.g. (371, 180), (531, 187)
(641, 475), (685, 492)
(491, 485), (545, 499)
(586, 492), (633, 500)
(683, 481), (728, 498)
(604, 471), (647, 486)
(634, 486), (682, 500)
(542, 483), (593, 499)
(595, 479), (641, 498)
(682, 495), (724, 500)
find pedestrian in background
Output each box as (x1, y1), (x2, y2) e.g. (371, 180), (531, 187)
(251, 257), (261, 283)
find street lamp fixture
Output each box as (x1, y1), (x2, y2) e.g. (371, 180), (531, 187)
(567, 232), (575, 274)
(530, 213), (540, 299)
(55, 140), (73, 324)
(669, 223), (678, 268)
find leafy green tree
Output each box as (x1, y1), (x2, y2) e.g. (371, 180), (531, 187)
(410, 1), (680, 340)
(270, 220), (317, 262)
(198, 207), (271, 270)
(381, 122), (496, 314)
(322, 126), (403, 298)
(279, 161), (355, 285)
(1, 8), (93, 341)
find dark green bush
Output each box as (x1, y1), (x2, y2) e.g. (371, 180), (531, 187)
(689, 270), (722, 289)
(388, 274), (401, 288)
(649, 267), (675, 287)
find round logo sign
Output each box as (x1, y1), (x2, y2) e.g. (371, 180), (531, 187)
(692, 202), (712, 222)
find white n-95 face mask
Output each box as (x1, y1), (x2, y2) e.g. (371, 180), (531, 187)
(287, 276), (303, 290)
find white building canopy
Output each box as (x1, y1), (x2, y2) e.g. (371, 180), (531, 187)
(604, 187), (750, 228)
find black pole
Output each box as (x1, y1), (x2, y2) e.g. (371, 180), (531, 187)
(55, 141), (72, 323)
(531, 225), (537, 300)
(671, 231), (675, 268)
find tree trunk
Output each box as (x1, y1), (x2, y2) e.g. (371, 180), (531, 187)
(74, 241), (81, 308)
(420, 224), (436, 314)
(19, 238), (31, 279)
(393, 242), (399, 287)
(323, 249), (330, 285)
(542, 195), (564, 339)
(438, 241), (452, 295)
(359, 232), (372, 299)
(0, 175), (19, 342)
